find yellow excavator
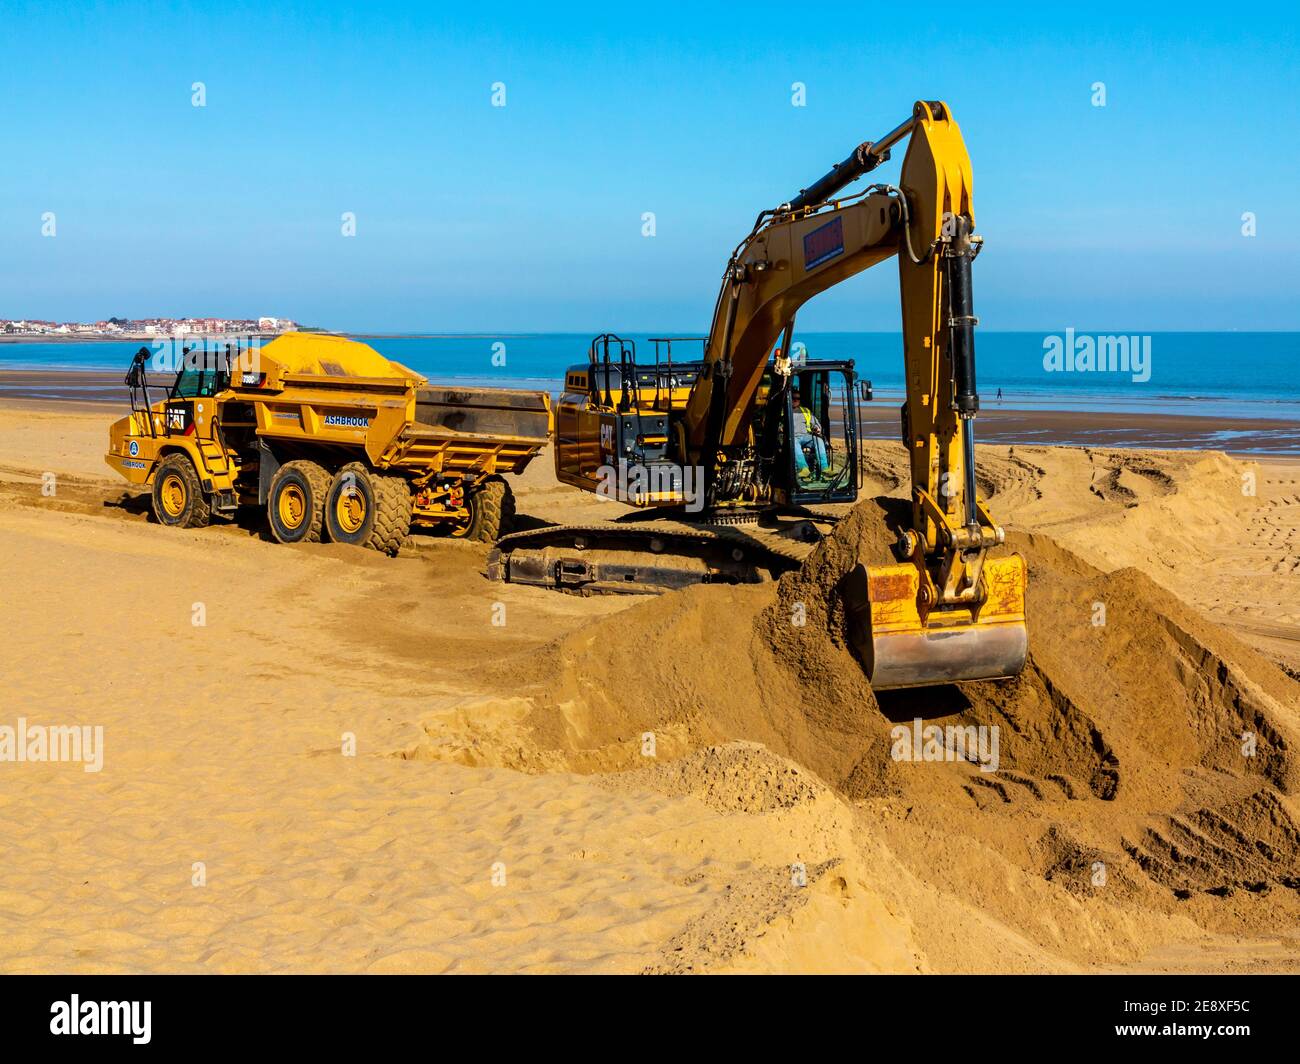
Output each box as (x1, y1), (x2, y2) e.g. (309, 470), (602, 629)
(489, 100), (1027, 689)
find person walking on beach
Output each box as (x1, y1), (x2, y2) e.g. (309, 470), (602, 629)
(996, 387), (1003, 403)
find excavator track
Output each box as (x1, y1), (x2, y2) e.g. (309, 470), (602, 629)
(487, 515), (822, 594)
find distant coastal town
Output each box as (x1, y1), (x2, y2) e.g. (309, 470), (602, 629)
(0, 316), (300, 340)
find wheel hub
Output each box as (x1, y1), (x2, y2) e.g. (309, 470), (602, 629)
(336, 488), (366, 533)
(278, 484), (305, 529)
(161, 474), (186, 517)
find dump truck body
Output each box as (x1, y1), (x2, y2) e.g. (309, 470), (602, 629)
(106, 334), (551, 551)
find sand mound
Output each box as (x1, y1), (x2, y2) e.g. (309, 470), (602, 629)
(485, 498), (1298, 792)
(452, 491), (1300, 958)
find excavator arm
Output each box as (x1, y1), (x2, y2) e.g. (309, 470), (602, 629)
(681, 188), (897, 458)
(683, 100), (1027, 688)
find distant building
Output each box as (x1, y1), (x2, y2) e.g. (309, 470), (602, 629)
(0, 315), (300, 337)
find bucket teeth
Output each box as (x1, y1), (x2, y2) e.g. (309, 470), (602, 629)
(844, 554), (1027, 690)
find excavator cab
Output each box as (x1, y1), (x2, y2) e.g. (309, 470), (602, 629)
(784, 364), (857, 504)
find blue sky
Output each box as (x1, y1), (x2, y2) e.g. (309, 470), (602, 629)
(2, 1), (1297, 332)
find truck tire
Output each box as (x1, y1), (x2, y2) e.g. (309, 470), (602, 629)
(267, 460), (329, 545)
(456, 476), (514, 542)
(152, 453), (212, 529)
(324, 462), (412, 556)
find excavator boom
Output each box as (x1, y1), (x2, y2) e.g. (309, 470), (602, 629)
(682, 100), (1027, 688)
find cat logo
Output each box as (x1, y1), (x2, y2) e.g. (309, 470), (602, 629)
(166, 407), (188, 433)
(599, 423), (615, 454)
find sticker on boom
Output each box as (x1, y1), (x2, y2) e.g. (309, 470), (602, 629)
(324, 414), (370, 428)
(803, 216), (845, 270)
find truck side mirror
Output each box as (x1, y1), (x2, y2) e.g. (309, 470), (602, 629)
(124, 347), (148, 388)
(858, 379), (873, 402)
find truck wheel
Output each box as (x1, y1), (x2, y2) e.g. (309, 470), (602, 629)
(325, 462), (412, 556)
(454, 476), (515, 542)
(267, 460), (329, 544)
(152, 453), (211, 529)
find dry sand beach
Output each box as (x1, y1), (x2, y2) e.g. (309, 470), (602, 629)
(2, 390), (1299, 973)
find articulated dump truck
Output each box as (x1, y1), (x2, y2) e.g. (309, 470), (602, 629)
(105, 334), (551, 553)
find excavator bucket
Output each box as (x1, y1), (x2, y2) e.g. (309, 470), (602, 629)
(844, 554), (1027, 690)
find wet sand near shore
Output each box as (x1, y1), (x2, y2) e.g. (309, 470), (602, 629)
(857, 403), (1300, 455)
(3, 368), (1298, 455)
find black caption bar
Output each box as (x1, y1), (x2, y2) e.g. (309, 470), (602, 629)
(0, 973), (1292, 1052)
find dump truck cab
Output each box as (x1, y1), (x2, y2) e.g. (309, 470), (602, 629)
(107, 343), (244, 523)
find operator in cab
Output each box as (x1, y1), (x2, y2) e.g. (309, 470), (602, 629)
(791, 388), (827, 480)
